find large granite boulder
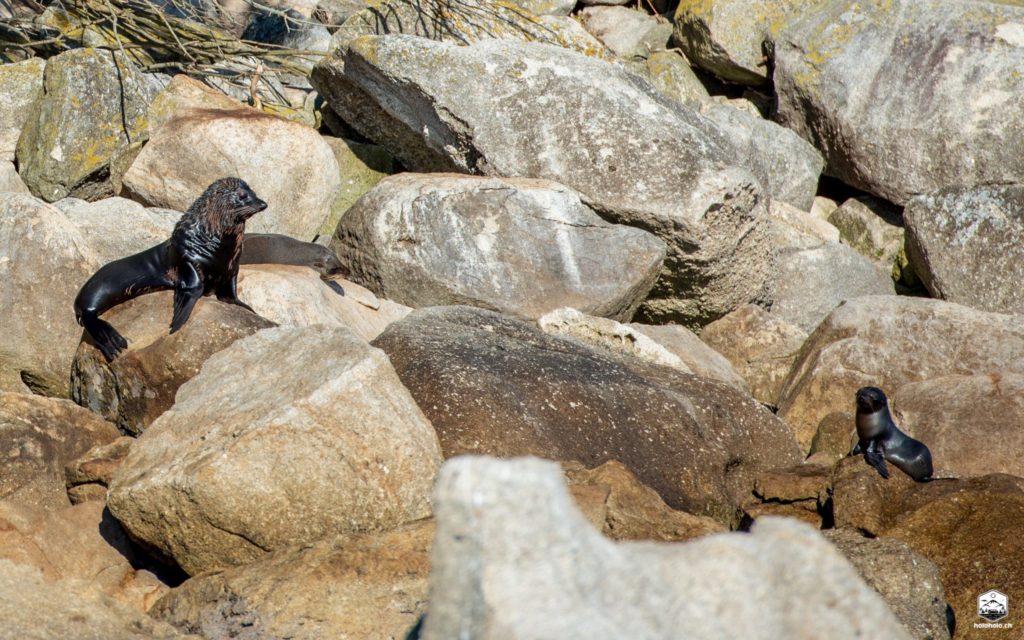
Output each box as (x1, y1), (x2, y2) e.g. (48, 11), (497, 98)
(122, 108), (340, 240)
(16, 49), (161, 202)
(421, 456), (911, 640)
(312, 35), (776, 327)
(332, 174), (666, 321)
(774, 0), (1024, 204)
(0, 57), (45, 162)
(905, 184), (1024, 315)
(778, 296), (1024, 450)
(107, 325), (442, 575)
(70, 292), (276, 436)
(56, 196), (178, 262)
(0, 392), (119, 509)
(373, 306), (801, 524)
(0, 193), (102, 396)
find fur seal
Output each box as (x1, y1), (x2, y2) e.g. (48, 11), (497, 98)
(240, 233), (346, 295)
(74, 177), (267, 362)
(850, 386), (933, 481)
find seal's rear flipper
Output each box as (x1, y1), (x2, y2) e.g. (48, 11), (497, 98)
(864, 450), (890, 478)
(82, 315), (128, 362)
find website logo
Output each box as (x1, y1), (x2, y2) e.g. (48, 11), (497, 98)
(979, 590), (1009, 623)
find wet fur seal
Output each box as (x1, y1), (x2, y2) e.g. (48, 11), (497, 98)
(239, 233), (346, 295)
(74, 178), (267, 362)
(850, 386), (933, 482)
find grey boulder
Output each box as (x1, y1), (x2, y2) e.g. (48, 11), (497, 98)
(332, 173), (666, 321)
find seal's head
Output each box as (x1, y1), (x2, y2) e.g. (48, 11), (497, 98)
(855, 386), (888, 414)
(198, 177), (267, 227)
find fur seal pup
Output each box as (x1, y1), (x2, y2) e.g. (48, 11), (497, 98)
(850, 386), (933, 481)
(74, 178), (267, 362)
(240, 233), (346, 295)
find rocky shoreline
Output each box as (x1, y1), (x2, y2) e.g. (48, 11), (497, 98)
(2, 0), (1023, 638)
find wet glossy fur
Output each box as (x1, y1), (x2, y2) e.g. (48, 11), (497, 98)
(850, 386), (933, 482)
(74, 178), (267, 362)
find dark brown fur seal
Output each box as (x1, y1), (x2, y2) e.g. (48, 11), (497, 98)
(850, 386), (933, 481)
(74, 178), (267, 362)
(240, 233), (346, 295)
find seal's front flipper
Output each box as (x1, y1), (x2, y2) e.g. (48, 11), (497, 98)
(81, 314), (128, 362)
(864, 450), (890, 478)
(215, 275), (254, 313)
(170, 287), (203, 334)
(324, 279), (345, 296)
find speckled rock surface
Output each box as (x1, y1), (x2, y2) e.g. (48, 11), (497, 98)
(373, 306), (801, 524)
(0, 57), (45, 162)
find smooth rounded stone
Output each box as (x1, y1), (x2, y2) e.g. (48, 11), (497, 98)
(632, 49), (710, 107)
(372, 306), (801, 525)
(237, 265), (412, 342)
(56, 196), (178, 262)
(905, 185), (1024, 315)
(0, 161), (29, 193)
(422, 456), (911, 640)
(831, 462), (1024, 637)
(828, 196), (904, 266)
(824, 529), (951, 640)
(771, 242), (894, 334)
(122, 108), (341, 240)
(16, 49), (161, 202)
(65, 436), (134, 504)
(312, 36), (775, 328)
(768, 198), (841, 249)
(107, 325), (443, 575)
(0, 193), (102, 396)
(150, 519), (433, 640)
(70, 292), (276, 436)
(143, 74), (249, 135)
(700, 304), (808, 407)
(697, 101), (824, 211)
(333, 174), (666, 321)
(0, 392), (119, 509)
(0, 500), (168, 612)
(0, 57), (45, 162)
(564, 460), (726, 542)
(774, 0), (1024, 205)
(811, 195), (839, 221)
(329, 0), (612, 56)
(0, 560), (195, 640)
(579, 5), (672, 60)
(320, 136), (394, 241)
(626, 321), (749, 392)
(778, 296), (1024, 452)
(673, 0), (818, 85)
(890, 374), (1024, 479)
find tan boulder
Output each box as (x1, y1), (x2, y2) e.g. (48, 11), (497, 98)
(65, 436), (134, 504)
(107, 325), (443, 575)
(122, 108), (340, 240)
(236, 264), (411, 342)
